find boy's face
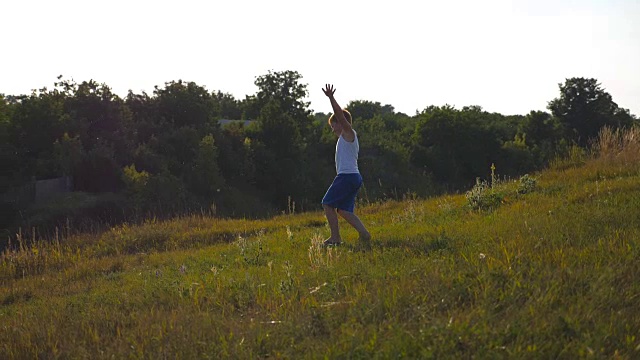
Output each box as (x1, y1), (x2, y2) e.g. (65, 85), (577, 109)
(330, 121), (342, 137)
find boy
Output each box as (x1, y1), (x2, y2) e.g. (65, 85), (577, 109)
(321, 84), (371, 247)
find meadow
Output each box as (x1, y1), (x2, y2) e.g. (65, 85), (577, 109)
(1, 128), (639, 359)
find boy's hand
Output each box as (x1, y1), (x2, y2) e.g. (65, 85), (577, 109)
(322, 84), (336, 98)
(322, 83), (355, 141)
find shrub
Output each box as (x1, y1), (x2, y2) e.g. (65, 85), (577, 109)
(517, 174), (537, 194)
(465, 178), (504, 211)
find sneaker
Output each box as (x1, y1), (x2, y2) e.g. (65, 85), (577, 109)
(358, 232), (372, 250)
(359, 231), (371, 243)
(323, 238), (342, 247)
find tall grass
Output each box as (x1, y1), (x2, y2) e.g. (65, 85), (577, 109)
(593, 125), (640, 165)
(1, 127), (639, 358)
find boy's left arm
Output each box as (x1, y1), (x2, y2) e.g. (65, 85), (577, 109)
(323, 84), (355, 142)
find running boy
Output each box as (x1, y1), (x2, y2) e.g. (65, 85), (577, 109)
(321, 84), (371, 247)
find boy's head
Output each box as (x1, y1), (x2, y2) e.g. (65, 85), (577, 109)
(328, 109), (352, 126)
(328, 109), (352, 137)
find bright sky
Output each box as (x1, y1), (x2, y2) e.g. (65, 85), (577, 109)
(2, 0), (639, 117)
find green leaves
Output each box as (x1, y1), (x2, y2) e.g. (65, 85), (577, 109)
(411, 105), (501, 187)
(253, 70), (311, 122)
(548, 77), (635, 146)
(2, 74), (638, 235)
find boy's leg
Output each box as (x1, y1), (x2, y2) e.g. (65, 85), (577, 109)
(337, 209), (371, 242)
(323, 204), (341, 244)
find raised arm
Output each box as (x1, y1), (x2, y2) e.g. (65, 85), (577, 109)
(322, 84), (355, 142)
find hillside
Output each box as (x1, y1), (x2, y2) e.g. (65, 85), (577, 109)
(1, 128), (639, 358)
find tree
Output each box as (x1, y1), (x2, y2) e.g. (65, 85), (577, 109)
(149, 81), (224, 201)
(212, 91), (243, 119)
(156, 126), (201, 176)
(9, 87), (67, 180)
(243, 70), (315, 206)
(0, 95), (16, 190)
(251, 70), (312, 134)
(346, 100), (383, 121)
(66, 80), (135, 165)
(0, 94), (11, 124)
(515, 111), (564, 167)
(410, 106), (501, 188)
(50, 78), (135, 192)
(185, 134), (225, 202)
(215, 123), (255, 185)
(125, 90), (158, 144)
(257, 98), (302, 155)
(548, 78), (634, 146)
(254, 71), (310, 113)
(381, 104), (395, 115)
(154, 80), (218, 131)
(250, 99), (305, 204)
(54, 133), (83, 176)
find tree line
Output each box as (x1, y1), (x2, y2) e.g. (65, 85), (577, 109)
(0, 71), (637, 235)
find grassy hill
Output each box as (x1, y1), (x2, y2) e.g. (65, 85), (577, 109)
(1, 128), (639, 359)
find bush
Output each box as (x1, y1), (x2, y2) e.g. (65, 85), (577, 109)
(122, 164), (150, 212)
(465, 178), (504, 211)
(517, 174), (537, 195)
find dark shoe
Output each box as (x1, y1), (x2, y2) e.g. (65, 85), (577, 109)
(358, 232), (372, 250)
(323, 239), (342, 247)
(359, 232), (371, 243)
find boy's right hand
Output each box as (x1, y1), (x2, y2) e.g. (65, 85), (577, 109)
(322, 84), (336, 98)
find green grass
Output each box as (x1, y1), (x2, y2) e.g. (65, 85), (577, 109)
(2, 129), (640, 359)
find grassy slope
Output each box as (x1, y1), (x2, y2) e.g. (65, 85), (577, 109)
(1, 139), (640, 358)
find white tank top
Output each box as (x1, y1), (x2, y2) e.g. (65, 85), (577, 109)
(335, 130), (360, 174)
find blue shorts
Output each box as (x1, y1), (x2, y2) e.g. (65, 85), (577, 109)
(321, 173), (363, 213)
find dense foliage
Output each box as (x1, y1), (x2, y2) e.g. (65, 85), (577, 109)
(0, 73), (636, 235)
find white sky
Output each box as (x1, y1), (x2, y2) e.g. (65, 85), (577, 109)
(2, 0), (639, 116)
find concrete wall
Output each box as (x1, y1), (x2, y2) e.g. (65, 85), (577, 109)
(1, 176), (73, 206)
(34, 176), (73, 202)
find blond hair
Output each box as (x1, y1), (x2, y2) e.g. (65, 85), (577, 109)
(328, 109), (352, 126)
